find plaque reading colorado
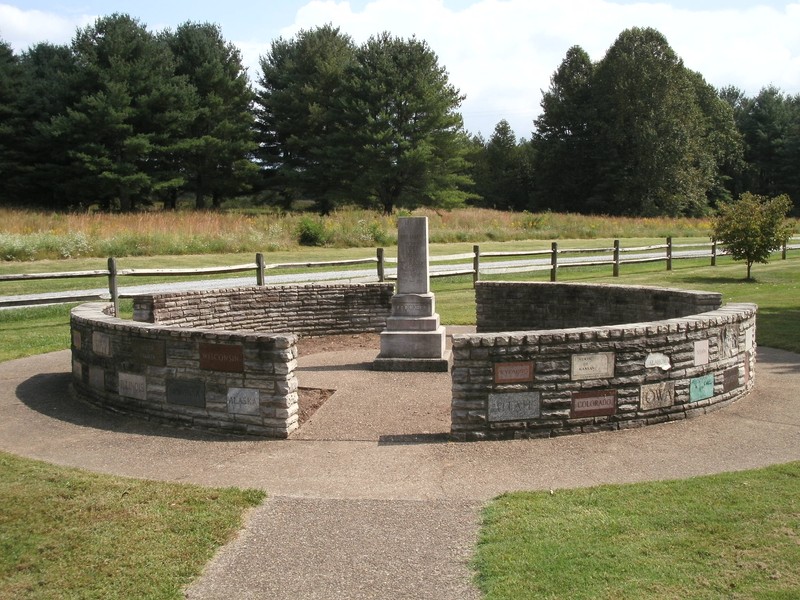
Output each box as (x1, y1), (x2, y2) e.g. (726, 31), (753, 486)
(640, 381), (675, 410)
(571, 352), (615, 380)
(119, 372), (147, 400)
(228, 388), (260, 415)
(690, 373), (714, 402)
(199, 343), (244, 372)
(488, 392), (540, 421)
(571, 389), (617, 418)
(494, 361), (534, 384)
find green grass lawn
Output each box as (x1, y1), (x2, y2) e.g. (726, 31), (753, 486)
(0, 452), (264, 599)
(474, 462), (800, 599)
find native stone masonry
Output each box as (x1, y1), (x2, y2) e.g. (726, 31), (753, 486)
(71, 283), (393, 438)
(451, 281), (757, 440)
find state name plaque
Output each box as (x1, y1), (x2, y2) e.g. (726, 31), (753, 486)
(493, 361), (534, 384)
(167, 379), (206, 408)
(488, 392), (540, 421)
(723, 367), (739, 393)
(571, 389), (617, 418)
(131, 338), (166, 367)
(571, 352), (615, 381)
(689, 373), (714, 401)
(640, 381), (675, 410)
(199, 343), (244, 372)
(227, 388), (260, 415)
(118, 372), (147, 401)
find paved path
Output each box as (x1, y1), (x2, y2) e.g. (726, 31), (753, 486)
(1, 342), (799, 598)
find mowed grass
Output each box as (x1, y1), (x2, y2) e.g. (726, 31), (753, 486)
(0, 452), (265, 599)
(474, 462), (800, 599)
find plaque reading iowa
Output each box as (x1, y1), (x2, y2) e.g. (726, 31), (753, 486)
(199, 343), (244, 372)
(494, 361), (534, 384)
(640, 381), (675, 410)
(488, 392), (540, 421)
(571, 389), (617, 418)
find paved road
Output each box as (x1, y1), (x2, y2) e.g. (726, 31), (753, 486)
(0, 248), (732, 308)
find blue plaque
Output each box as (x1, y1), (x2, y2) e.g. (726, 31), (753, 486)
(689, 373), (714, 402)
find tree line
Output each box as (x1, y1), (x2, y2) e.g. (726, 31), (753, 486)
(0, 17), (797, 216)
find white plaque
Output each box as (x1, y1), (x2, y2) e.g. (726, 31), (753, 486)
(694, 340), (709, 366)
(118, 372), (147, 400)
(640, 381), (675, 410)
(92, 331), (112, 357)
(645, 353), (671, 371)
(571, 352), (615, 380)
(227, 388), (260, 415)
(746, 328), (755, 351)
(488, 392), (540, 421)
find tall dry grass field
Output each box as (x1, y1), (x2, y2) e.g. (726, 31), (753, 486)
(0, 206), (716, 261)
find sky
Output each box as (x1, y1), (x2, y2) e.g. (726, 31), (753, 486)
(2, 0), (800, 140)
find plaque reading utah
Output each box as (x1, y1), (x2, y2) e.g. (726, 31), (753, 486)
(494, 361), (534, 384)
(199, 343), (244, 372)
(571, 353), (615, 380)
(571, 389), (617, 418)
(488, 392), (540, 421)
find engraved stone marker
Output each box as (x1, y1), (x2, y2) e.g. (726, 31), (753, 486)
(571, 352), (615, 380)
(227, 388), (260, 415)
(494, 361), (535, 384)
(167, 379), (206, 408)
(721, 327), (738, 358)
(488, 392), (541, 421)
(93, 331), (112, 357)
(72, 330), (82, 350)
(374, 216), (449, 372)
(723, 367), (739, 392)
(571, 389), (617, 418)
(131, 338), (166, 367)
(119, 372), (147, 400)
(89, 365), (105, 390)
(689, 373), (714, 401)
(746, 327), (755, 351)
(645, 352), (671, 371)
(199, 342), (244, 372)
(640, 381), (675, 410)
(694, 340), (709, 366)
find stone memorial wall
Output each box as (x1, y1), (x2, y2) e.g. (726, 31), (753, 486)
(71, 283), (393, 437)
(452, 282), (757, 440)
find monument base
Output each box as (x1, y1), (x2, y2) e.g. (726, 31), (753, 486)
(373, 326), (450, 372)
(372, 351), (451, 373)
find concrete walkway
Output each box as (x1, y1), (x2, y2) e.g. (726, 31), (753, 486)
(1, 342), (799, 599)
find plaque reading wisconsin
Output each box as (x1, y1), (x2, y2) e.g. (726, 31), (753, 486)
(571, 389), (617, 418)
(199, 343), (244, 372)
(494, 361), (535, 384)
(488, 392), (540, 421)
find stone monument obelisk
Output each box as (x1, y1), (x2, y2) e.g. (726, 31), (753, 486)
(373, 216), (450, 372)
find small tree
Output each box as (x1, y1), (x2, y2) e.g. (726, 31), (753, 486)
(713, 192), (794, 279)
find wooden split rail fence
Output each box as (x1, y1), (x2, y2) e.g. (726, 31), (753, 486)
(2, 237), (798, 312)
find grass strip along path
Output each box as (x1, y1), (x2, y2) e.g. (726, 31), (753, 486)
(1, 246), (798, 598)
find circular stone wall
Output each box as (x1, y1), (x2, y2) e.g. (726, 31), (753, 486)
(451, 282), (757, 440)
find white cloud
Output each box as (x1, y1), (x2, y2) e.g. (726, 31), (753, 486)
(280, 0), (800, 138)
(0, 4), (94, 51)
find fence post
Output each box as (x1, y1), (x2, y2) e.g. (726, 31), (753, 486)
(107, 257), (119, 317)
(666, 236), (673, 271)
(256, 253), (266, 286)
(550, 242), (558, 282)
(377, 247), (385, 282)
(613, 239), (620, 277)
(711, 240), (717, 267)
(473, 244), (480, 287)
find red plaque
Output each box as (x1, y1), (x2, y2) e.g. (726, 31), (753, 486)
(199, 343), (244, 372)
(571, 389), (617, 418)
(494, 361), (535, 384)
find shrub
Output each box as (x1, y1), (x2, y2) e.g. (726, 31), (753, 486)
(297, 216), (330, 246)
